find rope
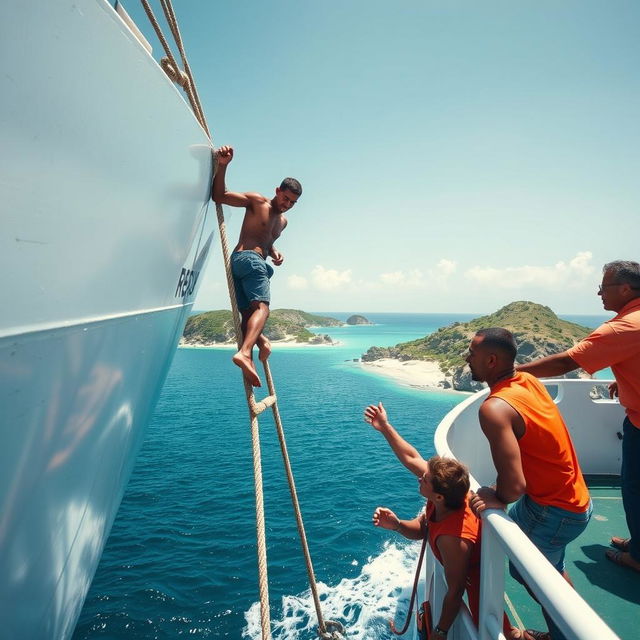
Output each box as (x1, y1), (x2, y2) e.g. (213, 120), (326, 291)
(135, 3), (343, 636)
(158, 0), (208, 134)
(215, 207), (345, 639)
(215, 202), (272, 639)
(263, 362), (345, 640)
(390, 534), (428, 636)
(139, 0), (209, 136)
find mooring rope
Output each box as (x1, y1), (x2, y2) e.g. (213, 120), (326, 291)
(139, 0), (209, 136)
(137, 3), (344, 636)
(215, 202), (345, 640)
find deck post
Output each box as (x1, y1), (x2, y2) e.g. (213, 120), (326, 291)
(478, 510), (506, 640)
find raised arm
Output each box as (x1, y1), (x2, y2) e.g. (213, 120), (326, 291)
(364, 402), (428, 477)
(212, 145), (254, 207)
(477, 398), (526, 504)
(516, 352), (578, 378)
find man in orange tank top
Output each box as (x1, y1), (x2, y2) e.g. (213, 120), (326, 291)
(466, 328), (591, 640)
(518, 260), (640, 575)
(365, 403), (520, 640)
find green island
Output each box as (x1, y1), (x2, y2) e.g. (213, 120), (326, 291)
(361, 301), (593, 391)
(181, 308), (343, 346)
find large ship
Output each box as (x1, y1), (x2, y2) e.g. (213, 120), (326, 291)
(0, 1), (215, 638)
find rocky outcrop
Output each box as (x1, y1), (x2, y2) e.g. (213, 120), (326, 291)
(361, 301), (593, 391)
(346, 314), (373, 325)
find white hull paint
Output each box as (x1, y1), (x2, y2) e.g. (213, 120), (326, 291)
(1, 1), (215, 638)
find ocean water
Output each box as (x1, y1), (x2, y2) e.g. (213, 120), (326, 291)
(73, 312), (608, 640)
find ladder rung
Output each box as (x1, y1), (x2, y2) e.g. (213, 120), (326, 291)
(250, 394), (277, 416)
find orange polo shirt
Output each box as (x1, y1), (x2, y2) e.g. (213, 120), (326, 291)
(567, 297), (640, 428)
(488, 372), (590, 513)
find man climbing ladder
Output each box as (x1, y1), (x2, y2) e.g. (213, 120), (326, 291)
(212, 145), (303, 387)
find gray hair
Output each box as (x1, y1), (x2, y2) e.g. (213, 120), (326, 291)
(604, 261), (640, 289)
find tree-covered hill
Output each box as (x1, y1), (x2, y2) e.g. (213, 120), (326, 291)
(361, 301), (593, 390)
(182, 308), (342, 345)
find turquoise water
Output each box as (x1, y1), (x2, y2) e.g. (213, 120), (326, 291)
(73, 313), (608, 639)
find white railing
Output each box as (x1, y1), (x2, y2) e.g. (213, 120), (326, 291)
(430, 379), (624, 640)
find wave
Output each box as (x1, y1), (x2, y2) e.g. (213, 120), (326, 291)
(243, 538), (422, 640)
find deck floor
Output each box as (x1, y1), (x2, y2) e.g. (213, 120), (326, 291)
(505, 476), (638, 639)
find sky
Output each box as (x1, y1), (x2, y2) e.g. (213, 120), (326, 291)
(124, 1), (640, 314)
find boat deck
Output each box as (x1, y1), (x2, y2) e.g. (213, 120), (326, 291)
(505, 476), (638, 640)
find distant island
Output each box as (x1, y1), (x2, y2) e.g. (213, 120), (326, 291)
(361, 301), (593, 392)
(346, 314), (373, 325)
(181, 308), (343, 347)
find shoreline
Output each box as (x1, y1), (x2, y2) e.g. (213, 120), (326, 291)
(359, 358), (470, 395)
(179, 339), (340, 350)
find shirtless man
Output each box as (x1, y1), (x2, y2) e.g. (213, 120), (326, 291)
(212, 145), (302, 386)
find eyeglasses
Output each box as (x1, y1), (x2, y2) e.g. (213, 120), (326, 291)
(598, 282), (623, 294)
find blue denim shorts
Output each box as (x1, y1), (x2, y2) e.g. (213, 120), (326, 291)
(508, 494), (592, 573)
(231, 250), (274, 310)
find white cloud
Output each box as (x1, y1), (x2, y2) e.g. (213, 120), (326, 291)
(311, 265), (353, 291)
(379, 269), (425, 288)
(287, 274), (308, 290)
(432, 258), (457, 278)
(465, 251), (594, 289)
(377, 260), (456, 290)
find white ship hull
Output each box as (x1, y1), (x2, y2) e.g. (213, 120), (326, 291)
(0, 1), (215, 638)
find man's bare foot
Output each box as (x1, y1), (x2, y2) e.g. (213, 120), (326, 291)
(258, 338), (272, 362)
(232, 352), (261, 386)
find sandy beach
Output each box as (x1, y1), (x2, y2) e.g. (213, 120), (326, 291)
(360, 358), (468, 394)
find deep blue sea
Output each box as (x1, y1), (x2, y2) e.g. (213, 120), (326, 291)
(73, 312), (608, 640)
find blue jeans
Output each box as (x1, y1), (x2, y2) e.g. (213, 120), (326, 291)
(508, 495), (592, 640)
(621, 416), (640, 562)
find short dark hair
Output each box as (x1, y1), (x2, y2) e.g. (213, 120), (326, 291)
(604, 260), (640, 290)
(475, 327), (517, 362)
(428, 455), (470, 510)
(280, 177), (302, 196)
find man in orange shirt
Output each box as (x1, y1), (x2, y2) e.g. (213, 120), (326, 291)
(517, 260), (640, 574)
(467, 328), (591, 640)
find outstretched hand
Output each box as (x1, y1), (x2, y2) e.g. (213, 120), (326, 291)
(372, 506), (400, 531)
(216, 145), (233, 166)
(364, 402), (390, 431)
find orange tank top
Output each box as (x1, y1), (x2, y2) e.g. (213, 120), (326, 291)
(488, 372), (590, 512)
(425, 496), (481, 569)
